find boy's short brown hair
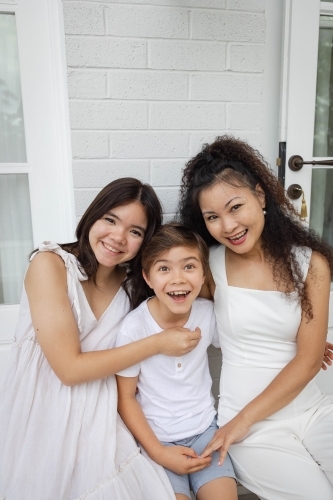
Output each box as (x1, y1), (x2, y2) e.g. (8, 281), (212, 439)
(142, 223), (209, 276)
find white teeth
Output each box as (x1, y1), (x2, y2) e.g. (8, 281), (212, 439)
(103, 242), (121, 253)
(229, 230), (247, 241)
(167, 291), (189, 296)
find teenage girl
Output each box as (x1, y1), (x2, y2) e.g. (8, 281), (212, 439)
(0, 178), (201, 500)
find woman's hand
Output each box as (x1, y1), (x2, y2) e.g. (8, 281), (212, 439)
(156, 327), (201, 357)
(322, 342), (333, 370)
(199, 414), (251, 465)
(157, 445), (211, 475)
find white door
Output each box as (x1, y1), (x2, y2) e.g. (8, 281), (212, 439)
(0, 0), (75, 380)
(282, 0), (333, 394)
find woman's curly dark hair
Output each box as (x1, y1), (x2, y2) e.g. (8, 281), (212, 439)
(178, 135), (333, 320)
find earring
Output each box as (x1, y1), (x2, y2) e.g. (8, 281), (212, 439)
(263, 208), (267, 215)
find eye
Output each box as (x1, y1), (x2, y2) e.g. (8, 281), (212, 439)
(130, 229), (143, 238)
(158, 266), (169, 272)
(104, 217), (115, 224)
(231, 204), (242, 212)
(184, 264), (195, 270)
(205, 215), (218, 222)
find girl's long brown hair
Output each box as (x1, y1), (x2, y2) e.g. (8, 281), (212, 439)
(50, 178), (162, 310)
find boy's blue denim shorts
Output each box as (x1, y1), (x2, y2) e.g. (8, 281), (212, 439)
(161, 416), (236, 498)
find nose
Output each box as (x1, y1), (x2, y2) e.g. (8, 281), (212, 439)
(221, 215), (238, 234)
(111, 226), (126, 245)
(170, 269), (186, 284)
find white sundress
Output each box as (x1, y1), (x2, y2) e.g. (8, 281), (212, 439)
(0, 242), (175, 500)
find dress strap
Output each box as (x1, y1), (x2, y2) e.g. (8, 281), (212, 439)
(31, 241), (87, 281)
(31, 241), (88, 332)
(209, 244), (228, 286)
(291, 246), (312, 282)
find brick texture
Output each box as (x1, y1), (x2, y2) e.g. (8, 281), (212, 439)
(63, 0), (267, 400)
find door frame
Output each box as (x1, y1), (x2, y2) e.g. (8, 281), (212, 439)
(280, 0), (333, 394)
(0, 0), (75, 374)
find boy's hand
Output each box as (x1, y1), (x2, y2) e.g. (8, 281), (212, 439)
(322, 342), (333, 370)
(157, 445), (211, 475)
(156, 327), (201, 357)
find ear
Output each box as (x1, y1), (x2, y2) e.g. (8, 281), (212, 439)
(142, 269), (153, 289)
(255, 184), (266, 208)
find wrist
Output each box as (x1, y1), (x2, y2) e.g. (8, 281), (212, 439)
(148, 442), (165, 464)
(237, 406), (256, 429)
(151, 332), (163, 356)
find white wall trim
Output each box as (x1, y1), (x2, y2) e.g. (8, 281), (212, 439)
(16, 0), (75, 245)
(261, 0), (283, 171)
(46, 0), (76, 241)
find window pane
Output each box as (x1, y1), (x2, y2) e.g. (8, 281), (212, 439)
(0, 174), (33, 304)
(0, 13), (27, 162)
(309, 168), (333, 247)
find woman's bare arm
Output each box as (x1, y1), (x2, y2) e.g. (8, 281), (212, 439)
(25, 252), (201, 386)
(200, 251), (330, 464)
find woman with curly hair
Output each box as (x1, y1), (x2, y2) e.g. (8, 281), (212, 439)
(178, 136), (333, 499)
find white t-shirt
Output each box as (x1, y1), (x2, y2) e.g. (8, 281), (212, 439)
(116, 298), (220, 442)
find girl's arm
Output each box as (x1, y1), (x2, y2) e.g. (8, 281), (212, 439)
(200, 251), (330, 464)
(25, 252), (201, 386)
(116, 375), (212, 475)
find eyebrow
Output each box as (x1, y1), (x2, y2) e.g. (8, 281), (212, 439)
(154, 256), (200, 265)
(201, 196), (242, 214)
(106, 211), (146, 234)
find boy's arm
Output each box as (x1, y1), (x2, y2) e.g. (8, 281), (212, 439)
(116, 375), (212, 475)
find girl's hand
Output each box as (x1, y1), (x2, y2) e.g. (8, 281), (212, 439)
(156, 327), (201, 357)
(322, 342), (333, 370)
(157, 445), (211, 475)
(199, 414), (251, 465)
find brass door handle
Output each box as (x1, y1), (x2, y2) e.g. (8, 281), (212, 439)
(289, 155), (333, 171)
(286, 184), (308, 218)
(287, 184), (303, 200)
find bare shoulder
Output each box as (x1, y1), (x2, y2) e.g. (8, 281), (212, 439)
(307, 251), (331, 293)
(25, 251), (67, 292)
(309, 251), (330, 279)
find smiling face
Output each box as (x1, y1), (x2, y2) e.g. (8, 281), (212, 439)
(88, 201), (148, 270)
(199, 181), (266, 255)
(143, 245), (205, 318)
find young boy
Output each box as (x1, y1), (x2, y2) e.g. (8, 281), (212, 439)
(116, 224), (237, 500)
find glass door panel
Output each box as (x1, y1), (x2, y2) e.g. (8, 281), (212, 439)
(309, 169), (333, 246)
(0, 174), (33, 304)
(0, 13), (33, 304)
(312, 15), (333, 255)
(0, 13), (26, 162)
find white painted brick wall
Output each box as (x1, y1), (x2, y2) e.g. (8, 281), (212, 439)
(63, 0), (266, 401)
(105, 5), (189, 38)
(149, 40), (226, 70)
(108, 71), (188, 100)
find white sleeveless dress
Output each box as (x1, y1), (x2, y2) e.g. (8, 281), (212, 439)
(0, 242), (175, 500)
(209, 244), (333, 500)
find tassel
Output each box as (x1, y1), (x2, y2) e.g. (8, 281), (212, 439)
(300, 190), (308, 218)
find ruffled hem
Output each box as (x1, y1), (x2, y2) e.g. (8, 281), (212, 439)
(74, 448), (175, 500)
